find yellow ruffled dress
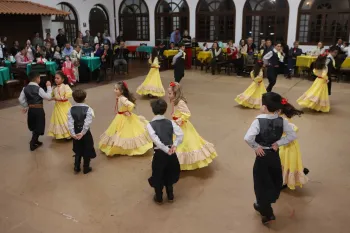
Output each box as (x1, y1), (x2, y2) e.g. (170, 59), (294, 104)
(47, 84), (72, 139)
(172, 100), (217, 170)
(297, 68), (330, 112)
(99, 96), (153, 156)
(279, 118), (308, 190)
(136, 57), (165, 97)
(235, 70), (266, 109)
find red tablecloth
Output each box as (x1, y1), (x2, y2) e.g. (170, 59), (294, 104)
(127, 46), (138, 52)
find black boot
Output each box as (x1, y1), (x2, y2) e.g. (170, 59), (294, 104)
(165, 185), (174, 202)
(303, 168), (310, 175)
(74, 154), (82, 174)
(253, 203), (261, 215)
(30, 133), (39, 151)
(154, 187), (163, 204)
(262, 215), (276, 225)
(83, 156), (92, 174)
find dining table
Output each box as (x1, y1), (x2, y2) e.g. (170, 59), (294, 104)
(80, 56), (101, 72)
(26, 61), (57, 76)
(0, 67), (11, 86)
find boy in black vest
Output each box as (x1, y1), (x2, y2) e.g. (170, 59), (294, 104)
(326, 46), (338, 96)
(263, 42), (285, 92)
(18, 71), (52, 151)
(147, 99), (184, 204)
(67, 89), (96, 174)
(172, 43), (186, 83)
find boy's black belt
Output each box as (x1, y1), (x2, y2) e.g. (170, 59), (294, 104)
(29, 104), (43, 108)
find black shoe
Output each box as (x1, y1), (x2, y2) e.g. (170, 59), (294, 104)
(166, 186), (174, 202)
(262, 215), (276, 225)
(303, 168), (310, 175)
(153, 195), (163, 205)
(281, 184), (288, 190)
(253, 203), (262, 215)
(83, 167), (92, 174)
(30, 143), (39, 151)
(74, 167), (81, 174)
(35, 141), (43, 146)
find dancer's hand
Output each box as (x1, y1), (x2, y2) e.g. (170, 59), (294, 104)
(46, 81), (51, 87)
(21, 108), (28, 114)
(271, 143), (279, 151)
(75, 133), (83, 140)
(255, 146), (265, 157)
(168, 146), (177, 155)
(123, 112), (131, 116)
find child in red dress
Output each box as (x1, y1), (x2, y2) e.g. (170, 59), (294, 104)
(62, 56), (76, 86)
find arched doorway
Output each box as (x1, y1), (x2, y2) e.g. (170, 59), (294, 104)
(243, 0), (289, 45)
(196, 0), (236, 41)
(55, 2), (79, 44)
(155, 0), (189, 42)
(297, 0), (350, 45)
(119, 0), (150, 41)
(89, 4), (109, 36)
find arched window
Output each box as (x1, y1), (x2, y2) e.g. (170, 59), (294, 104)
(243, 0), (289, 45)
(196, 0), (236, 41)
(89, 4), (109, 36)
(155, 0), (189, 41)
(297, 0), (350, 45)
(119, 0), (149, 41)
(55, 2), (78, 44)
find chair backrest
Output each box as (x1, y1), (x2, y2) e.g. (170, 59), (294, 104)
(31, 64), (47, 74)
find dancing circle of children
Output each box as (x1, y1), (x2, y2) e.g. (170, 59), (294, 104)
(244, 92), (297, 225)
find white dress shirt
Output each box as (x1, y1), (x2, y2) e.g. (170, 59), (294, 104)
(18, 82), (52, 108)
(244, 113), (296, 149)
(263, 49), (284, 65)
(146, 115), (184, 154)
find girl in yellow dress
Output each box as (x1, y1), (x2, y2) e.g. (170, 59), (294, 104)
(168, 82), (218, 170)
(47, 71), (72, 139)
(235, 62), (266, 109)
(279, 98), (309, 190)
(99, 81), (153, 156)
(297, 56), (330, 112)
(136, 48), (165, 97)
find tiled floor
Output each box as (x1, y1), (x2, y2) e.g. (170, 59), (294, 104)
(0, 68), (349, 233)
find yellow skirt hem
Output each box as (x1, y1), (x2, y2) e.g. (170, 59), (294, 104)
(180, 152), (217, 171)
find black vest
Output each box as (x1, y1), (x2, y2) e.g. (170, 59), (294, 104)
(268, 51), (279, 67)
(23, 85), (43, 105)
(149, 119), (174, 146)
(255, 118), (283, 147)
(262, 46), (273, 57)
(71, 106), (89, 134)
(174, 51), (185, 68)
(327, 57), (335, 75)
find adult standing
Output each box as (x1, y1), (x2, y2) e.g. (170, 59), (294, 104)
(172, 43), (186, 82)
(10, 41), (20, 57)
(83, 30), (94, 47)
(25, 40), (35, 61)
(94, 32), (102, 44)
(210, 42), (223, 75)
(287, 41), (303, 78)
(99, 44), (113, 82)
(75, 32), (84, 47)
(56, 29), (68, 49)
(181, 30), (192, 69)
(32, 32), (44, 47)
(44, 33), (55, 46)
(227, 40), (243, 76)
(70, 45), (82, 82)
(170, 28), (181, 46)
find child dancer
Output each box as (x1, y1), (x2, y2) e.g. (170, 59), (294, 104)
(244, 92), (296, 225)
(136, 48), (165, 97)
(326, 46), (338, 96)
(147, 99), (183, 204)
(263, 42), (285, 92)
(48, 71), (72, 139)
(18, 71), (52, 151)
(297, 56), (330, 112)
(168, 82), (218, 170)
(62, 55), (76, 86)
(172, 43), (186, 83)
(279, 99), (309, 190)
(235, 61), (266, 109)
(67, 89), (96, 174)
(99, 81), (153, 156)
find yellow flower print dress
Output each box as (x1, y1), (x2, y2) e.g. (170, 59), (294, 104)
(99, 96), (153, 156)
(47, 84), (72, 139)
(136, 57), (165, 97)
(172, 100), (218, 170)
(279, 117), (308, 190)
(297, 68), (330, 112)
(235, 70), (266, 109)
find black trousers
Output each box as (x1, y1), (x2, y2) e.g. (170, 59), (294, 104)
(73, 131), (96, 169)
(266, 66), (278, 92)
(328, 78), (332, 95)
(253, 149), (282, 218)
(174, 69), (184, 83)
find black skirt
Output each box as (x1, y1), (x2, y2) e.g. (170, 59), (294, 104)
(253, 149), (283, 205)
(148, 149), (180, 188)
(73, 130), (96, 158)
(27, 108), (45, 135)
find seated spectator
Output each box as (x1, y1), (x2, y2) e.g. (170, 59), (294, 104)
(93, 43), (103, 57)
(227, 40), (243, 76)
(169, 42), (176, 50)
(287, 41), (303, 78)
(32, 32), (44, 47)
(245, 37), (256, 55)
(102, 30), (112, 46)
(259, 39), (266, 54)
(62, 43), (74, 57)
(0, 38), (4, 61)
(94, 32), (102, 44)
(157, 42), (166, 59)
(82, 42), (93, 56)
(34, 44), (45, 60)
(53, 46), (62, 60)
(311, 42), (325, 56)
(116, 31), (124, 45)
(200, 42), (210, 51)
(25, 39), (35, 61)
(44, 33), (55, 46)
(10, 41), (20, 57)
(70, 45), (82, 82)
(210, 41), (223, 75)
(15, 47), (31, 69)
(114, 41), (129, 75)
(83, 30), (94, 47)
(45, 42), (54, 60)
(99, 44), (113, 82)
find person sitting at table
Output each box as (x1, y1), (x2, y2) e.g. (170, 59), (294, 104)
(311, 42), (325, 56)
(287, 41), (303, 79)
(116, 31), (124, 45)
(62, 43), (74, 57)
(170, 28), (181, 45)
(54, 46), (62, 61)
(26, 40), (35, 61)
(82, 42), (93, 56)
(227, 40), (243, 76)
(34, 45), (45, 61)
(99, 44), (113, 82)
(168, 42), (176, 50)
(70, 45), (82, 82)
(93, 43), (103, 57)
(44, 42), (54, 60)
(200, 42), (210, 51)
(75, 32), (84, 47)
(210, 42), (223, 75)
(15, 47), (31, 69)
(259, 39), (266, 53)
(83, 30), (94, 48)
(10, 41), (20, 57)
(114, 41), (129, 75)
(245, 37), (256, 55)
